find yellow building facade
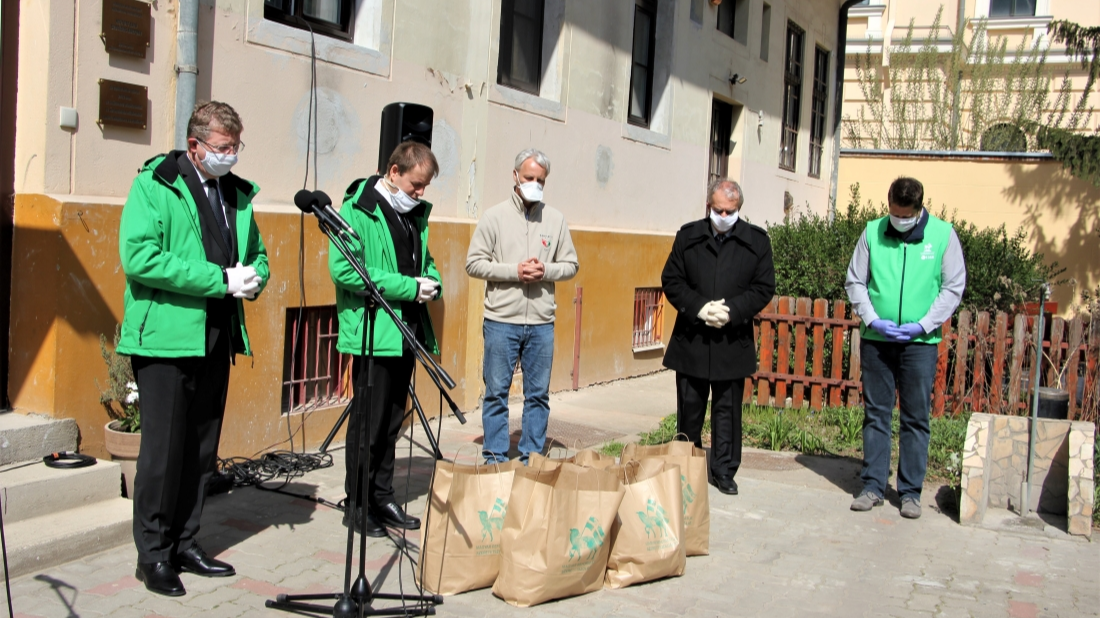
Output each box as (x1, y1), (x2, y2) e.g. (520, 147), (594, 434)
(4, 0), (856, 458)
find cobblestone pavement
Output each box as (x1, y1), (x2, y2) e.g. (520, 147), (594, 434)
(8, 373), (1098, 618)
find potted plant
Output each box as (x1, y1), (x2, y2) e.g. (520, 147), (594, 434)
(98, 326), (141, 498)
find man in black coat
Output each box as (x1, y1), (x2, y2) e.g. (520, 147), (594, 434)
(661, 178), (775, 495)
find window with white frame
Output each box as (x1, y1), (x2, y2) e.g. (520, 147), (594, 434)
(808, 47), (829, 178)
(498, 0), (546, 96)
(990, 0), (1036, 17)
(264, 0), (354, 41)
(779, 21), (805, 172)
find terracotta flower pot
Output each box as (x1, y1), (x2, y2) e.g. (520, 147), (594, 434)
(104, 420), (141, 499)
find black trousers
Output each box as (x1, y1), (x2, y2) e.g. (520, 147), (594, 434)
(344, 352), (415, 509)
(130, 329), (230, 564)
(675, 372), (744, 479)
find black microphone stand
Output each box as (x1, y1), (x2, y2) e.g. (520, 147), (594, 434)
(266, 211), (444, 617)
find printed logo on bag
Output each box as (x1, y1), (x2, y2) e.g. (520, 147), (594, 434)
(637, 499), (676, 552)
(563, 516), (607, 573)
(474, 498), (507, 555)
(681, 474), (696, 524)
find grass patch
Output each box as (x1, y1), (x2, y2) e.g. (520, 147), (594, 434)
(631, 404), (969, 484)
(598, 440), (625, 458)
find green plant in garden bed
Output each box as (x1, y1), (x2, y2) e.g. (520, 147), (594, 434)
(630, 404), (968, 484)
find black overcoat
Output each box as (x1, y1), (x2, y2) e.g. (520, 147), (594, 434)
(661, 218), (776, 381)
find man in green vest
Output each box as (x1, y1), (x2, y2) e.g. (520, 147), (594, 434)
(844, 177), (966, 520)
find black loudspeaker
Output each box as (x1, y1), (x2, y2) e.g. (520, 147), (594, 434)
(377, 102), (434, 174)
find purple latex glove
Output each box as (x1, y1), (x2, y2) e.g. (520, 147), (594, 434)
(869, 319), (897, 338)
(890, 322), (925, 342)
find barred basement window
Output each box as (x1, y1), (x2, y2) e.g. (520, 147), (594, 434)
(633, 288), (665, 352)
(282, 306), (352, 414)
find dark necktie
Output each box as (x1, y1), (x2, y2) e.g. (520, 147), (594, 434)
(206, 179), (232, 251)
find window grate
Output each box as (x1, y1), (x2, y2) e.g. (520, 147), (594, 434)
(281, 306), (352, 414)
(633, 288), (665, 350)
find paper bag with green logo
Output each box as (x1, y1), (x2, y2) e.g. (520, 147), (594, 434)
(604, 459), (686, 589)
(620, 440), (710, 556)
(492, 462), (625, 607)
(528, 448), (617, 470)
(416, 458), (523, 595)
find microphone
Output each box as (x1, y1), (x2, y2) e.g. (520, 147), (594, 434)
(313, 191), (360, 241)
(293, 189), (359, 242)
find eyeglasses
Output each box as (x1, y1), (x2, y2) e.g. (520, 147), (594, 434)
(198, 138), (245, 155)
(710, 206), (739, 216)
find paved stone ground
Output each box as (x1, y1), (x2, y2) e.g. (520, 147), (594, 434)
(7, 372), (1098, 617)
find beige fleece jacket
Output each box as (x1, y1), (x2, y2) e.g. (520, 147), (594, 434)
(465, 191), (579, 324)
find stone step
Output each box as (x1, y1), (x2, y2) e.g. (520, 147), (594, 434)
(1, 458), (123, 524)
(0, 412), (78, 466)
(1, 498), (133, 579)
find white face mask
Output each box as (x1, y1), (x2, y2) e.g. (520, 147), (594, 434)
(710, 209), (739, 233)
(517, 181), (544, 203)
(890, 213), (920, 233)
(200, 150), (238, 177)
(385, 177), (420, 213)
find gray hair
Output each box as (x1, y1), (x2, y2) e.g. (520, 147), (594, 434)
(514, 148), (551, 175)
(706, 178), (744, 208)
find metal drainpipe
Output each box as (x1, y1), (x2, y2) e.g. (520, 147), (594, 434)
(174, 0), (199, 150)
(829, 1), (866, 221)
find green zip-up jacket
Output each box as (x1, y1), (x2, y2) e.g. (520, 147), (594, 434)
(117, 152), (270, 357)
(330, 176), (442, 357)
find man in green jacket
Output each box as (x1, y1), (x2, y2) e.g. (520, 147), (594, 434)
(117, 102), (269, 596)
(845, 176), (965, 520)
(330, 141), (442, 537)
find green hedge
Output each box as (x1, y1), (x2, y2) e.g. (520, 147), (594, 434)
(766, 184), (1065, 314)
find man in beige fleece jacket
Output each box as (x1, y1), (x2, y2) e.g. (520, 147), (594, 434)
(466, 148), (579, 464)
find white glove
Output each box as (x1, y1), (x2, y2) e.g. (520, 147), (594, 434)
(415, 277), (439, 303)
(234, 276), (262, 300)
(700, 300), (730, 328)
(226, 262), (258, 295)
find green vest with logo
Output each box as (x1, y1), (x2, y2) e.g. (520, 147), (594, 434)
(863, 212), (953, 344)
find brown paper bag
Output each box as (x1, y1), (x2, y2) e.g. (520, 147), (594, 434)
(604, 459), (686, 589)
(416, 458), (524, 595)
(529, 449), (617, 470)
(492, 462), (625, 607)
(620, 441), (710, 556)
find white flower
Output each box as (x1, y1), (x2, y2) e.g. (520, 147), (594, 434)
(125, 391), (140, 405)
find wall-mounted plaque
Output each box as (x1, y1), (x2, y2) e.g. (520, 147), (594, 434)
(98, 79), (148, 130)
(101, 0), (150, 59)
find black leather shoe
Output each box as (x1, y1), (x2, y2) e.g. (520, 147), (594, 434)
(342, 507), (387, 537)
(371, 502), (420, 530)
(712, 475), (739, 495)
(136, 561), (186, 596)
(174, 545), (236, 577)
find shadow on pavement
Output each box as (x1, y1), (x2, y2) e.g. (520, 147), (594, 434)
(932, 484), (961, 523)
(793, 454), (864, 495)
(198, 482), (323, 555)
(32, 574), (80, 618)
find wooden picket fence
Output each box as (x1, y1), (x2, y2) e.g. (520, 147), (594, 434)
(744, 296), (1100, 422)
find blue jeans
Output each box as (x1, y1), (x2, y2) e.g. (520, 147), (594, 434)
(860, 339), (938, 500)
(481, 319), (554, 464)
